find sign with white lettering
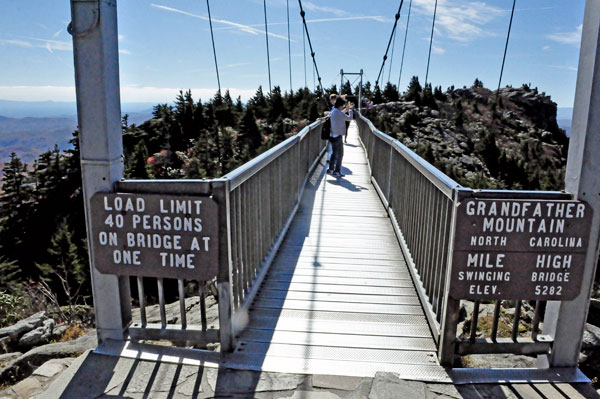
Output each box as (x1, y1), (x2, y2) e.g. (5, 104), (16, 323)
(90, 193), (219, 280)
(450, 199), (592, 300)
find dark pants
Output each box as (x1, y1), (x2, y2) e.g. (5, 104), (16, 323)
(328, 136), (344, 173)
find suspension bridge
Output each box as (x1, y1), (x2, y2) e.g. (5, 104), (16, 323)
(48, 0), (600, 397)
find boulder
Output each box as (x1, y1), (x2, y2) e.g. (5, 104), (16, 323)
(0, 312), (46, 342)
(19, 319), (55, 347)
(0, 331), (97, 385)
(582, 323), (600, 349)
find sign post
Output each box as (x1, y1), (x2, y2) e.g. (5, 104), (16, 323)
(69, 0), (131, 342)
(543, 0), (600, 368)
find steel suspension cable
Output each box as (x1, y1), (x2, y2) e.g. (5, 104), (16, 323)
(375, 0), (404, 88)
(425, 0), (438, 86)
(287, 0), (293, 92)
(263, 0), (272, 92)
(206, 0), (221, 95)
(387, 27), (398, 84)
(302, 23), (307, 88)
(397, 0), (413, 90)
(298, 0), (323, 93)
(497, 0), (517, 102)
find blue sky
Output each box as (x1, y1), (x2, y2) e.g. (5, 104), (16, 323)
(0, 1), (586, 108)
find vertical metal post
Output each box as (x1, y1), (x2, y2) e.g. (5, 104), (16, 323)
(340, 69), (344, 93)
(359, 69), (363, 112)
(69, 0), (131, 343)
(543, 0), (600, 368)
(218, 179), (235, 351)
(438, 188), (466, 366)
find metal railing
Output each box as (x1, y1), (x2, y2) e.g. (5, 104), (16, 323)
(225, 118), (326, 314)
(355, 114), (458, 339)
(355, 113), (572, 367)
(114, 118), (327, 351)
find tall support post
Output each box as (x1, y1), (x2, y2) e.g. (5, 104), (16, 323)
(69, 0), (131, 343)
(359, 69), (363, 112)
(340, 69), (344, 93)
(543, 0), (600, 367)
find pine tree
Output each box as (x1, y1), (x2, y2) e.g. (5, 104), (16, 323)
(383, 82), (400, 102)
(238, 108), (262, 156)
(473, 78), (484, 88)
(267, 86), (287, 124)
(248, 86), (268, 118)
(421, 83), (437, 109)
(127, 141), (152, 179)
(0, 153), (30, 260)
(0, 250), (19, 292)
(36, 218), (88, 309)
(341, 81), (352, 95)
(373, 85), (384, 104)
(405, 76), (422, 103)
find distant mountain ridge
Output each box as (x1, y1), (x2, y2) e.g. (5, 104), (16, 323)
(0, 110), (152, 172)
(0, 99), (156, 118)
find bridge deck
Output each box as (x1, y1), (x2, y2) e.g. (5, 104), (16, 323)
(233, 122), (448, 380)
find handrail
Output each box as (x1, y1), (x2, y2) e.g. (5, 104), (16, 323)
(113, 117), (327, 352)
(358, 113), (459, 198)
(356, 111), (579, 368)
(224, 119), (324, 190)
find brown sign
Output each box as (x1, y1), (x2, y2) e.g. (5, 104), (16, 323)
(90, 193), (219, 280)
(450, 199), (593, 300)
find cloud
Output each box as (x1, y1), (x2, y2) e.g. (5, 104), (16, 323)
(306, 16), (388, 24)
(0, 37), (72, 52)
(119, 49), (132, 55)
(432, 45), (446, 54)
(548, 65), (578, 72)
(301, 2), (348, 17)
(151, 3), (292, 41)
(543, 45), (551, 51)
(225, 62), (252, 68)
(0, 39), (34, 48)
(0, 85), (257, 103)
(547, 25), (582, 45)
(413, 0), (504, 42)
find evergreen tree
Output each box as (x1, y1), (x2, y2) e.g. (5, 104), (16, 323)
(238, 108), (262, 156)
(37, 218), (88, 308)
(0, 249), (19, 292)
(433, 86), (446, 101)
(362, 81), (373, 101)
(341, 81), (352, 95)
(267, 86), (287, 124)
(373, 85), (384, 104)
(248, 86), (268, 118)
(421, 83), (437, 109)
(127, 141), (152, 179)
(405, 76), (422, 103)
(0, 153), (30, 261)
(383, 82), (400, 102)
(473, 78), (484, 88)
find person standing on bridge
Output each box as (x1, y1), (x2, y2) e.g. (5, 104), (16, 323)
(326, 93), (337, 164)
(327, 97), (353, 177)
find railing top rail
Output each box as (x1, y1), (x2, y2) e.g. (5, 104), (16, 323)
(224, 118), (324, 191)
(357, 112), (460, 198)
(458, 187), (572, 200)
(116, 178), (226, 195)
(116, 118), (325, 193)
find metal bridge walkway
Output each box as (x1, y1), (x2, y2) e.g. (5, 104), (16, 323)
(229, 122), (449, 380)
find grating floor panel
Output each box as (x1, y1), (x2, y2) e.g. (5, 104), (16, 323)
(233, 121), (445, 379)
